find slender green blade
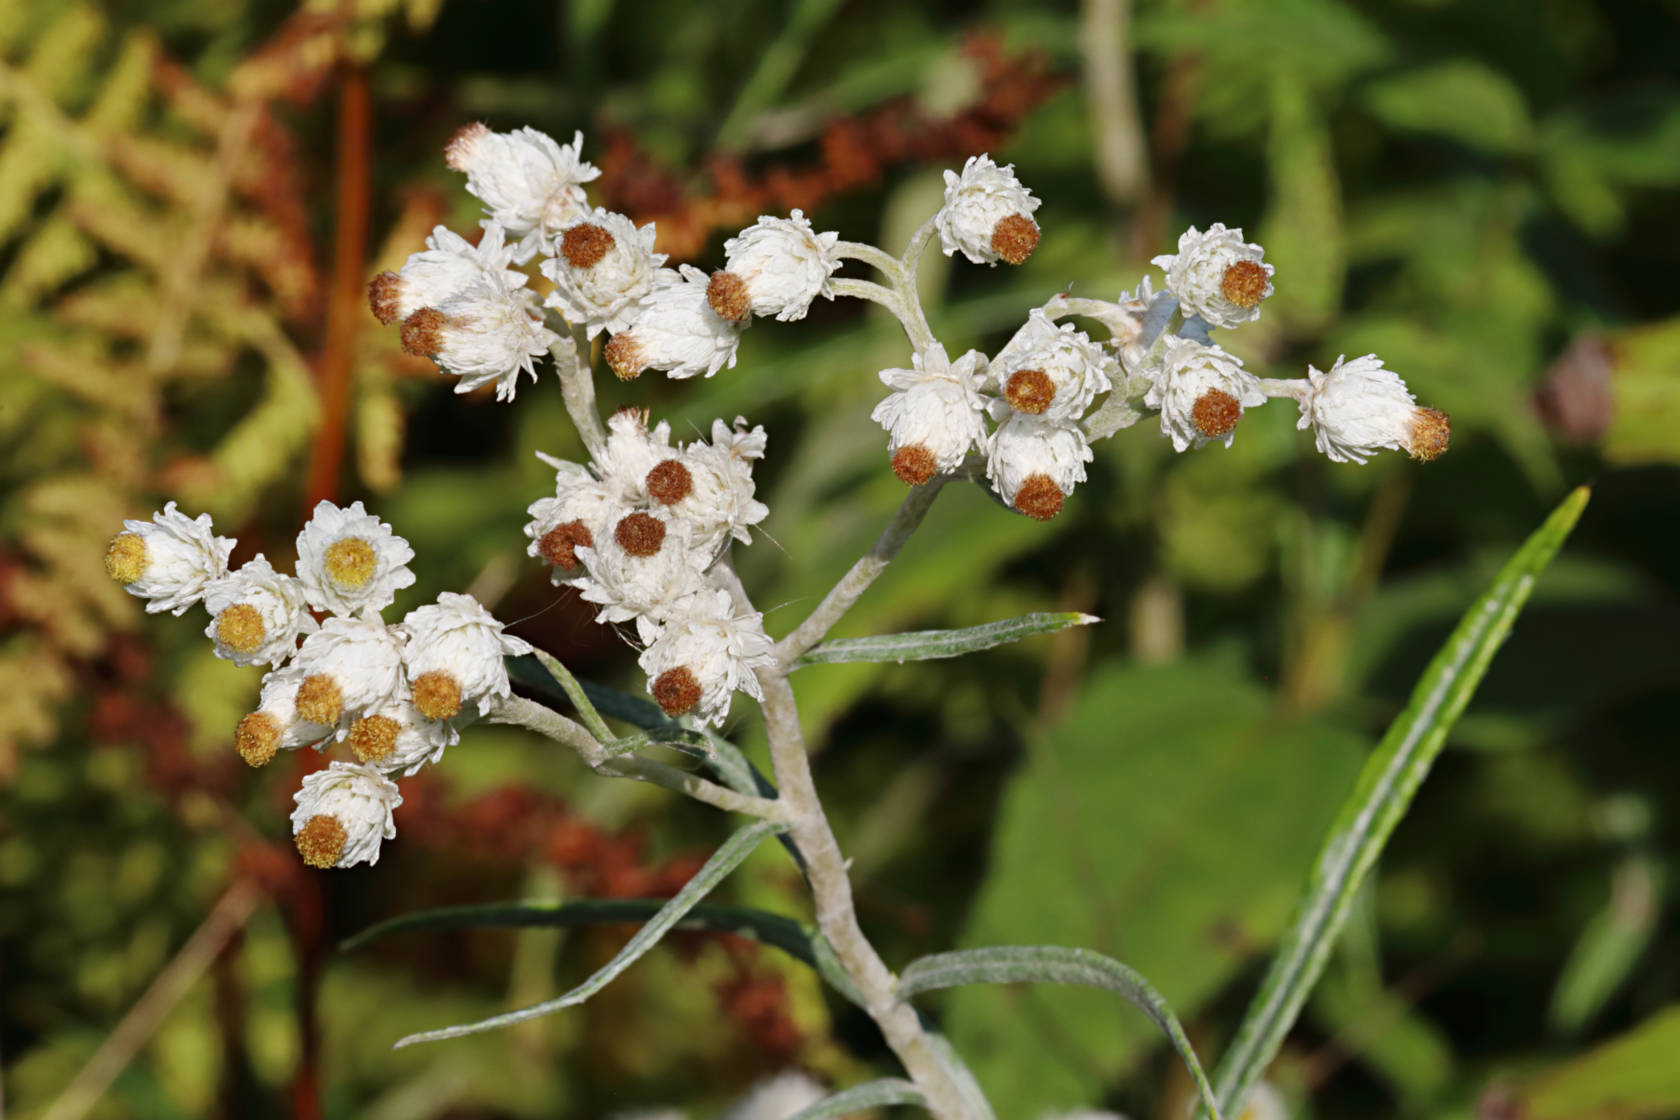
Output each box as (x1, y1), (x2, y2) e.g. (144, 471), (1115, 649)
(390, 819), (783, 1048)
(785, 1079), (924, 1119)
(793, 612), (1100, 668)
(899, 945), (1222, 1120)
(526, 648), (612, 741)
(1207, 486), (1591, 1116)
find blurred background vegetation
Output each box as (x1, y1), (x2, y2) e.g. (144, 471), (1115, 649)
(2, 0), (1678, 1117)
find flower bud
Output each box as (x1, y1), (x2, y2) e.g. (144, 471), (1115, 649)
(444, 124), (599, 261)
(1151, 223), (1274, 329)
(203, 555), (317, 668)
(936, 154), (1042, 266)
(714, 210), (842, 321)
(540, 208), (667, 337)
(1143, 336), (1267, 451)
(289, 762), (402, 869)
(105, 503), (233, 616)
(1296, 354), (1451, 464)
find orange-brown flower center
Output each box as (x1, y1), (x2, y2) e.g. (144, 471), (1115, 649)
(614, 513), (666, 557)
(890, 444), (938, 486)
(538, 520), (593, 569)
(400, 307), (450, 357)
(368, 271), (403, 325)
(646, 459), (693, 505)
(1013, 474), (1065, 521)
(1220, 260), (1270, 309)
(1407, 408), (1451, 462)
(295, 815), (348, 869)
(1005, 368), (1056, 415)
(652, 667), (702, 717)
(991, 214), (1040, 265)
(411, 670), (463, 721)
(1191, 389), (1243, 439)
(603, 333), (644, 381)
(706, 271), (751, 322)
(561, 223), (615, 269)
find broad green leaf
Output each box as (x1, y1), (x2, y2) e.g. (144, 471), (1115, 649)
(1207, 487), (1591, 1118)
(390, 819), (784, 1048)
(1548, 853), (1664, 1035)
(1364, 59), (1532, 153)
(785, 1079), (924, 1119)
(793, 611), (1099, 668)
(1603, 316), (1680, 467)
(1520, 1005), (1680, 1120)
(900, 945), (1222, 1120)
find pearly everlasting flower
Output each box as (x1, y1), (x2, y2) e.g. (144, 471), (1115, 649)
(1151, 223), (1274, 329)
(290, 761), (402, 869)
(340, 695), (459, 776)
(399, 274), (558, 402)
(1296, 353), (1450, 464)
(936, 154), (1042, 266)
(708, 210), (842, 322)
(369, 222), (525, 325)
(104, 502), (233, 616)
(202, 554), (318, 668)
(525, 462), (620, 583)
(592, 409), (679, 503)
(234, 667), (333, 768)
(638, 590), (773, 726)
(603, 266), (741, 381)
(986, 413), (1093, 521)
(294, 500), (416, 618)
(574, 512), (708, 643)
(289, 617), (406, 727)
(445, 124), (600, 261)
(989, 308), (1115, 422)
(1143, 336), (1267, 452)
(398, 592), (533, 720)
(541, 208), (667, 337)
(720, 1071), (827, 1120)
(871, 345), (990, 485)
(661, 418), (770, 557)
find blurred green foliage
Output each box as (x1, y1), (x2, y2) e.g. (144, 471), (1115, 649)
(3, 0), (1679, 1118)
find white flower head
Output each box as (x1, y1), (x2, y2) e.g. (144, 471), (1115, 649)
(399, 273), (558, 402)
(986, 412), (1093, 521)
(203, 554), (318, 668)
(1151, 223), (1274, 329)
(541, 208), (667, 337)
(603, 266), (742, 382)
(654, 417), (770, 557)
(294, 500), (416, 618)
(574, 511), (708, 644)
(105, 502), (233, 616)
(398, 591), (533, 720)
(871, 345), (990, 485)
(369, 222), (526, 325)
(445, 124), (600, 261)
(290, 617), (407, 727)
(341, 694), (459, 777)
(1143, 336), (1267, 451)
(290, 761), (402, 869)
(234, 666), (333, 768)
(1297, 353), (1450, 464)
(710, 210), (842, 322)
(720, 1071), (827, 1120)
(989, 308), (1115, 422)
(525, 460), (620, 585)
(638, 589), (774, 727)
(593, 408), (679, 503)
(936, 154), (1042, 266)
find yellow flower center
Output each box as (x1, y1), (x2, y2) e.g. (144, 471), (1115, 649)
(411, 671), (463, 721)
(234, 712), (280, 767)
(105, 533), (147, 584)
(295, 675), (343, 726)
(323, 537), (377, 590)
(215, 604), (267, 654)
(295, 815), (348, 869)
(347, 715), (401, 764)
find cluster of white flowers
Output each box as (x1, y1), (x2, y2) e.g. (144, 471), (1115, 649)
(524, 410), (775, 726)
(106, 500), (530, 869)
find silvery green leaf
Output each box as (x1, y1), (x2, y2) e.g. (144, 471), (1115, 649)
(793, 611), (1099, 667)
(784, 1079), (924, 1119)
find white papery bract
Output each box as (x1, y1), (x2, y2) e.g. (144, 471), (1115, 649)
(245, 666), (334, 757)
(290, 761), (402, 869)
(871, 345), (990, 483)
(1297, 353), (1449, 464)
(593, 409), (678, 503)
(291, 617), (407, 724)
(719, 1071), (827, 1120)
(638, 589), (773, 726)
(445, 124), (599, 261)
(673, 418), (770, 556)
(989, 308), (1114, 422)
(574, 523), (709, 644)
(1144, 335), (1267, 452)
(604, 266), (742, 381)
(398, 591), (533, 719)
(716, 209), (842, 321)
(105, 502), (233, 616)
(405, 278), (558, 402)
(542, 208), (667, 337)
(341, 695), (459, 777)
(986, 412), (1093, 519)
(371, 222), (526, 325)
(202, 554), (317, 668)
(936, 153), (1042, 265)
(1151, 222), (1274, 329)
(295, 500), (416, 617)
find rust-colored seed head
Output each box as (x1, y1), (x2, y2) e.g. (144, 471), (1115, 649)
(323, 537), (377, 590)
(646, 459), (693, 505)
(295, 675), (343, 726)
(706, 270), (751, 322)
(652, 666), (702, 717)
(604, 333), (645, 381)
(444, 121), (488, 171)
(561, 223), (615, 269)
(295, 815), (348, 869)
(991, 214), (1040, 265)
(538, 520), (593, 569)
(215, 604), (267, 655)
(347, 714), (401, 763)
(1191, 389), (1244, 439)
(400, 307), (449, 357)
(412, 670), (462, 721)
(614, 512), (666, 557)
(234, 712), (280, 768)
(1005, 368), (1056, 415)
(1220, 260), (1270, 309)
(1014, 474), (1065, 521)
(1407, 408), (1451, 462)
(368, 271), (403, 325)
(105, 532), (146, 584)
(891, 444), (938, 486)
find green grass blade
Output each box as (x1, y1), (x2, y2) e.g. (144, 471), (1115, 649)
(898, 945), (1222, 1120)
(785, 1079), (925, 1118)
(794, 612), (1100, 668)
(1207, 486), (1592, 1116)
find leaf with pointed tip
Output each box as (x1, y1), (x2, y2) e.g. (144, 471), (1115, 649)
(793, 612), (1100, 667)
(785, 1079), (925, 1119)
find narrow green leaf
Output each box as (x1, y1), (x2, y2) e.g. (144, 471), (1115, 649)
(1207, 486), (1592, 1117)
(391, 819), (783, 1048)
(898, 945), (1222, 1120)
(1521, 1004), (1680, 1119)
(784, 1079), (924, 1119)
(527, 648), (612, 742)
(794, 612), (1100, 667)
